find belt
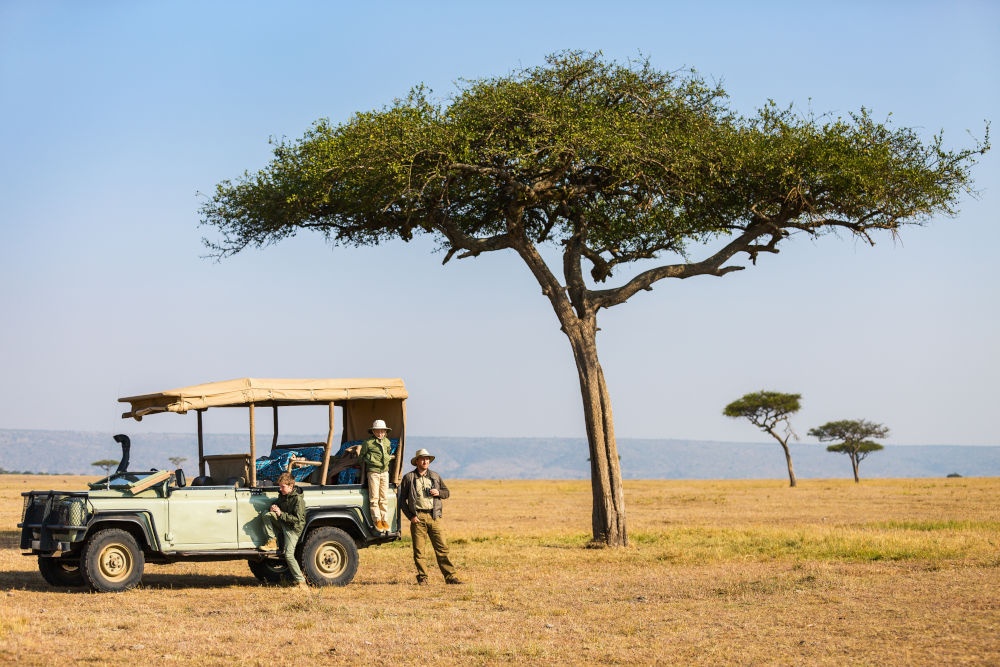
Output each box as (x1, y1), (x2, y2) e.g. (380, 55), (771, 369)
(416, 509), (433, 513)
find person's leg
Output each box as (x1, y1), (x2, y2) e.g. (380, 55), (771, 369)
(410, 516), (430, 582)
(377, 471), (389, 524)
(366, 471), (382, 527)
(282, 525), (305, 583)
(425, 515), (457, 580)
(258, 511), (279, 549)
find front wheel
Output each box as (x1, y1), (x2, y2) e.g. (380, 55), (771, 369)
(301, 527), (358, 586)
(38, 557), (85, 587)
(80, 528), (144, 592)
(248, 558), (289, 584)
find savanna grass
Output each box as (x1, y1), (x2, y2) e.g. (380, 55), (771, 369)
(0, 475), (997, 665)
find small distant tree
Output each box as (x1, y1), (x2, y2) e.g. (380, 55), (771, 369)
(168, 456), (187, 469)
(90, 459), (119, 476)
(808, 419), (888, 483)
(724, 391), (802, 487)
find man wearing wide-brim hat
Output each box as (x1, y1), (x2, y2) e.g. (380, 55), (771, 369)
(398, 448), (462, 585)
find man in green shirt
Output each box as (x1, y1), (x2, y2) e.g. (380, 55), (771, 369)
(360, 419), (395, 533)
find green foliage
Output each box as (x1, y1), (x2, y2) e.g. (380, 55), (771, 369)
(90, 459), (119, 475)
(826, 441), (884, 455)
(723, 390), (801, 430)
(809, 419), (889, 454)
(201, 50), (988, 298)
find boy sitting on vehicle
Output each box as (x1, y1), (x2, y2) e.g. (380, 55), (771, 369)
(257, 472), (308, 589)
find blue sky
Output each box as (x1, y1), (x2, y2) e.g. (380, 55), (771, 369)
(1, 1), (997, 445)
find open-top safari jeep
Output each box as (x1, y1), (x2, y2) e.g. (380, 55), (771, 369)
(19, 377), (408, 592)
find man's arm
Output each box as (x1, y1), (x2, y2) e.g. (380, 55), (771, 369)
(279, 492), (306, 526)
(398, 473), (415, 520)
(435, 473), (450, 500)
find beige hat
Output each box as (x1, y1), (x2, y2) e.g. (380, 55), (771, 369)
(368, 419), (392, 434)
(410, 448), (435, 466)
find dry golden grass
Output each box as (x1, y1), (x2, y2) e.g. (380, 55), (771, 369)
(1, 475), (998, 665)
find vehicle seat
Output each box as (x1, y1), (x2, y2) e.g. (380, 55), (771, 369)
(190, 475), (215, 486)
(225, 476), (246, 488)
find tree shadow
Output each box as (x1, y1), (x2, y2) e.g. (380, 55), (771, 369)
(0, 529), (21, 549)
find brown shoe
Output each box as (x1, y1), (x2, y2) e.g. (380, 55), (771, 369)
(416, 577), (428, 586)
(445, 577), (464, 585)
(257, 538), (278, 551)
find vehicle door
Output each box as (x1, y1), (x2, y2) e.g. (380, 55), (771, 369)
(167, 487), (239, 549)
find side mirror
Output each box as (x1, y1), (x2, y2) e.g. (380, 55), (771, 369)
(174, 469), (187, 488)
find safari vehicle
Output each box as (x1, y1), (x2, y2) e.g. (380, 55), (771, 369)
(19, 378), (408, 592)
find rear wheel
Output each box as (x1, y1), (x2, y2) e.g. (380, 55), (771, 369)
(248, 558), (289, 584)
(301, 527), (358, 586)
(80, 529), (144, 592)
(37, 557), (85, 587)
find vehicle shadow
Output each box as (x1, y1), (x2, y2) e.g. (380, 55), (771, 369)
(0, 529), (21, 549)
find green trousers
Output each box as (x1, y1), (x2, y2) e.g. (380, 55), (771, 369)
(261, 511), (305, 583)
(410, 511), (457, 581)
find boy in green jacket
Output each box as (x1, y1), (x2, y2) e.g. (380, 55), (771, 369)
(360, 419), (395, 533)
(257, 472), (308, 589)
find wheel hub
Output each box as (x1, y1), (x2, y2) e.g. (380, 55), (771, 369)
(99, 545), (132, 582)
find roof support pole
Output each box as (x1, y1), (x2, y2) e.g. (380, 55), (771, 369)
(249, 403), (257, 487)
(320, 401), (335, 485)
(197, 410), (205, 477)
(272, 405), (279, 451)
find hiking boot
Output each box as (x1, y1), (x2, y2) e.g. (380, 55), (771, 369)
(416, 577), (428, 586)
(375, 520), (385, 532)
(257, 538), (278, 551)
(445, 577), (464, 585)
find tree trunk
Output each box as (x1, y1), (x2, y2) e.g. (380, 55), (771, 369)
(780, 441), (797, 487)
(851, 453), (860, 483)
(564, 319), (628, 546)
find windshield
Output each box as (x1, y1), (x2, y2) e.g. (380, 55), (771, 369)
(89, 471), (161, 490)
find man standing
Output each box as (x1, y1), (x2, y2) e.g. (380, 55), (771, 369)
(398, 448), (462, 585)
(360, 419), (395, 533)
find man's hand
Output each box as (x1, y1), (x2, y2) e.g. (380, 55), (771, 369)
(410, 516), (421, 524)
(429, 488), (439, 497)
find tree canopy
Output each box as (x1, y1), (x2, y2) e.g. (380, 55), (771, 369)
(201, 51), (987, 545)
(724, 391), (801, 486)
(809, 419), (888, 482)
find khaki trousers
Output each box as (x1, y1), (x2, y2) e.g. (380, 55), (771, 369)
(410, 510), (457, 581)
(366, 470), (389, 523)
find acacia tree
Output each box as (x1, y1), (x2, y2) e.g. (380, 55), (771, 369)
(724, 391), (801, 487)
(809, 419), (888, 482)
(90, 459), (118, 476)
(200, 51), (987, 546)
(168, 456), (187, 469)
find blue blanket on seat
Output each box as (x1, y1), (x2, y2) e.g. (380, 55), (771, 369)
(334, 439), (399, 485)
(255, 439), (399, 484)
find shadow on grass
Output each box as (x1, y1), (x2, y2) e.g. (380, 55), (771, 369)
(0, 529), (21, 549)
(0, 567), (267, 593)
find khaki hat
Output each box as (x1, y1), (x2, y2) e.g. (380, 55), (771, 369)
(410, 448), (435, 466)
(368, 419), (392, 434)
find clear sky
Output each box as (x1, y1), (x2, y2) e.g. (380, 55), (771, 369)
(1, 1), (997, 445)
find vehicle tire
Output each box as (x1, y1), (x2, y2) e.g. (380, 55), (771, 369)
(80, 528), (144, 592)
(301, 527), (358, 587)
(248, 558), (289, 584)
(37, 557), (85, 587)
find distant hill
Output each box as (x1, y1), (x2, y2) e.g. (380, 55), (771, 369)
(1, 429), (997, 479)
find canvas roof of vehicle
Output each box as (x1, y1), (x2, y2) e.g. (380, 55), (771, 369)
(119, 377), (408, 420)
